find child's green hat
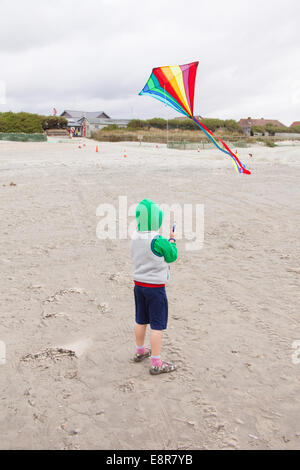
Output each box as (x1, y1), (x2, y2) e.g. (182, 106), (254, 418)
(136, 199), (164, 231)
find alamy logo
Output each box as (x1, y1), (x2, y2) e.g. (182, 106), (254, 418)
(96, 197), (204, 251)
(291, 79), (300, 106)
(0, 341), (6, 365)
(292, 340), (300, 365)
(0, 80), (6, 105)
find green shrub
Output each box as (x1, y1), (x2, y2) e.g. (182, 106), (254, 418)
(126, 117), (242, 133)
(0, 112), (67, 134)
(200, 118), (224, 132)
(41, 116), (67, 130)
(101, 124), (120, 131)
(145, 118), (167, 129)
(224, 119), (242, 133)
(167, 119), (184, 129)
(265, 123), (277, 136)
(265, 140), (277, 147)
(273, 126), (289, 134)
(251, 125), (265, 136)
(0, 112), (43, 133)
(127, 119), (148, 129)
(179, 119), (198, 130)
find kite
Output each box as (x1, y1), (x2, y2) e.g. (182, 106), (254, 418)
(139, 62), (251, 175)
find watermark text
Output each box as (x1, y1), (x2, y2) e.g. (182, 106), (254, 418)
(0, 341), (6, 365)
(96, 196), (204, 251)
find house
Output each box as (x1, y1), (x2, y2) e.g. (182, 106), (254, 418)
(60, 110), (130, 137)
(61, 110), (110, 119)
(82, 117), (131, 137)
(239, 117), (286, 135)
(290, 121), (300, 128)
(175, 115), (204, 120)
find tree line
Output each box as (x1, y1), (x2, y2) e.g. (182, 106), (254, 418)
(126, 118), (243, 133)
(251, 123), (300, 135)
(0, 112), (67, 134)
(1, 112), (299, 136)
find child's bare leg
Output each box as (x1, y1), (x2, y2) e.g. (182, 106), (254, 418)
(135, 323), (147, 347)
(150, 329), (162, 357)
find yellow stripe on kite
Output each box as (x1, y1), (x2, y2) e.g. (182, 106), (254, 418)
(169, 65), (191, 115)
(161, 66), (191, 116)
(233, 152), (240, 174)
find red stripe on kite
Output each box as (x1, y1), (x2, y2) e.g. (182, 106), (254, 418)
(153, 67), (191, 116)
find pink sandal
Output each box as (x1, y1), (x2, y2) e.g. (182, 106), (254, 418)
(133, 348), (151, 362)
(149, 360), (177, 375)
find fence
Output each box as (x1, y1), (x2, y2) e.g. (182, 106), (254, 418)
(0, 133), (47, 142)
(274, 133), (300, 138)
(167, 141), (248, 150)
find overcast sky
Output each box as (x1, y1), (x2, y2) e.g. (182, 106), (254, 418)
(1, 0), (300, 124)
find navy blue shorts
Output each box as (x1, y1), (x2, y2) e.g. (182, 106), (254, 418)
(134, 284), (168, 330)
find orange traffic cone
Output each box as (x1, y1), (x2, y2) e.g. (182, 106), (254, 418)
(96, 145), (99, 153)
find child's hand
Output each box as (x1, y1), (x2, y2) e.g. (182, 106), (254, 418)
(170, 221), (176, 240)
(169, 228), (176, 240)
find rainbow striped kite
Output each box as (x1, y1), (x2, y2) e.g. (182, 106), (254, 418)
(139, 62), (251, 175)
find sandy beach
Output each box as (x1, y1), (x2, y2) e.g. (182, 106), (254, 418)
(0, 139), (300, 450)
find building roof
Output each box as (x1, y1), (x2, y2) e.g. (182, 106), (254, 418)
(290, 121), (300, 127)
(82, 117), (110, 124)
(61, 110), (110, 119)
(239, 118), (286, 128)
(66, 118), (83, 127)
(82, 117), (130, 125)
(173, 115), (204, 120)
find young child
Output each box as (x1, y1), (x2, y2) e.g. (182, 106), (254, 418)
(130, 198), (177, 375)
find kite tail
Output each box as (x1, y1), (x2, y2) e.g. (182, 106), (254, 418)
(192, 117), (251, 175)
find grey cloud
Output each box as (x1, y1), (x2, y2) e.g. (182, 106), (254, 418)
(0, 0), (300, 124)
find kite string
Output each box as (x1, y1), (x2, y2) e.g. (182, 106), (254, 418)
(164, 84), (169, 145)
(193, 116), (236, 159)
(192, 116), (247, 173)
